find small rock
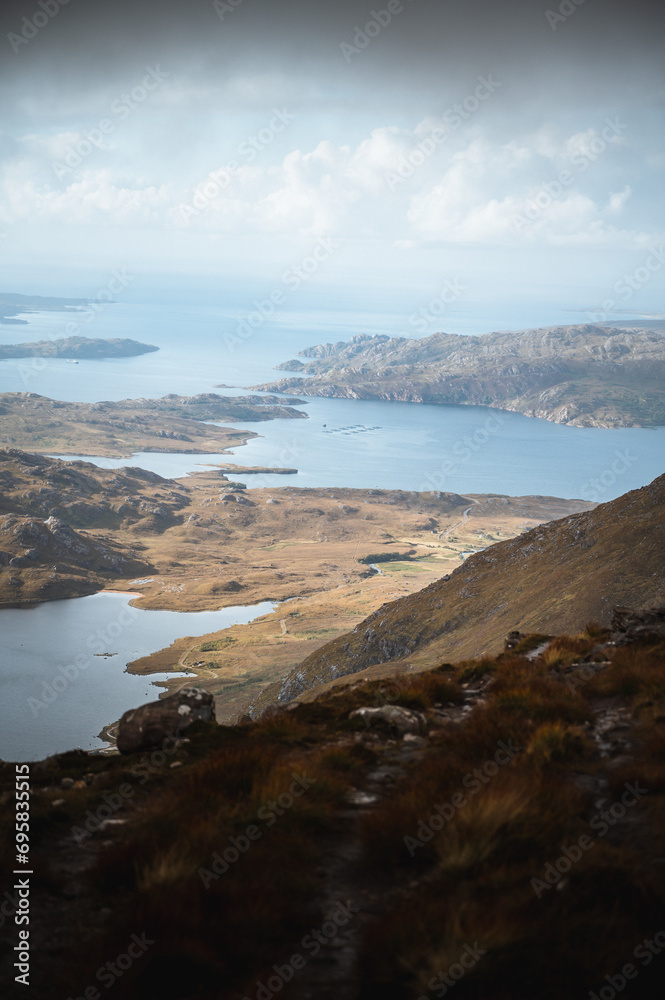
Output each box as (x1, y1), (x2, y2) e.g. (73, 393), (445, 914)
(504, 630), (523, 651)
(346, 788), (379, 807)
(259, 703), (285, 721)
(349, 705), (428, 737)
(99, 819), (126, 831)
(61, 777), (75, 789)
(402, 733), (427, 747)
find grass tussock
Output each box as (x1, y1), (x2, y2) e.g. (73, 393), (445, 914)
(538, 634), (597, 669)
(358, 635), (665, 998)
(525, 721), (592, 768)
(586, 641), (665, 707)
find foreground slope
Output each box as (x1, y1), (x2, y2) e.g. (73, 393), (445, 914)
(2, 615), (664, 999)
(270, 475), (665, 704)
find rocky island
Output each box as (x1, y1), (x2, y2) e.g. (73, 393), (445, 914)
(0, 336), (159, 359)
(254, 323), (665, 428)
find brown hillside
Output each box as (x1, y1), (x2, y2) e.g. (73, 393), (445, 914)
(272, 475), (665, 703)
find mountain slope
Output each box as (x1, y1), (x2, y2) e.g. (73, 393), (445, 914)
(254, 324), (665, 427)
(270, 474), (665, 703)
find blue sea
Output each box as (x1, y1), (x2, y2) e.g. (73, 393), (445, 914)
(0, 285), (662, 503)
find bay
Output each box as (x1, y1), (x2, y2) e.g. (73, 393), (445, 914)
(0, 593), (275, 762)
(0, 294), (661, 503)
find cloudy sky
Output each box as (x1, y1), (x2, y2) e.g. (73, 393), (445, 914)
(1, 0), (664, 315)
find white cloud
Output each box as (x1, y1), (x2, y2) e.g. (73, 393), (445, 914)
(0, 117), (660, 250)
(608, 185), (631, 212)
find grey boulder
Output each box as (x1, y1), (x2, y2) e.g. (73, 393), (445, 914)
(117, 686), (215, 754)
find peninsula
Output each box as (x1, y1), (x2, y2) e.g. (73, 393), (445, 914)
(0, 391), (307, 457)
(254, 323), (665, 428)
(0, 290), (88, 324)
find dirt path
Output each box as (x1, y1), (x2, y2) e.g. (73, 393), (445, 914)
(283, 656), (665, 999)
(439, 497), (479, 541)
(285, 680), (491, 999)
(286, 737), (431, 1000)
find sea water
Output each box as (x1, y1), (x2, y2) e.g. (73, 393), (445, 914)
(0, 593), (275, 761)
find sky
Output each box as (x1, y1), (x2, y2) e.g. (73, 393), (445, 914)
(0, 0), (664, 317)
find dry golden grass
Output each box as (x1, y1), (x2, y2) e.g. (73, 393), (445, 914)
(525, 721), (592, 768)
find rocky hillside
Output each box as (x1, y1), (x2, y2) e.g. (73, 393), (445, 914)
(254, 324), (665, 427)
(261, 474), (665, 707)
(0, 450), (190, 603)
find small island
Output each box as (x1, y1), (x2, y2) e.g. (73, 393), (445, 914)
(0, 336), (159, 360)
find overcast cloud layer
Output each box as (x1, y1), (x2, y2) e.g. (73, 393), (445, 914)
(0, 0), (663, 308)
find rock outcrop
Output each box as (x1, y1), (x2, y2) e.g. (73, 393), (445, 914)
(116, 687), (216, 753)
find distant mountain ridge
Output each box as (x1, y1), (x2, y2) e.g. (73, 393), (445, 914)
(0, 290), (88, 324)
(254, 323), (665, 427)
(256, 473), (665, 708)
